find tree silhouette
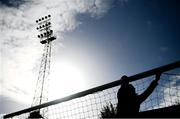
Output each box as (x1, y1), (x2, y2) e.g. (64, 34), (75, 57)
(100, 103), (116, 118)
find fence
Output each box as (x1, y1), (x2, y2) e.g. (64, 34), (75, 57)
(3, 61), (180, 119)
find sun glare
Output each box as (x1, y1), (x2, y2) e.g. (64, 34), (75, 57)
(49, 62), (86, 100)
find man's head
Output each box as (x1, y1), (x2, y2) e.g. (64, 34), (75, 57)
(121, 75), (129, 85)
(121, 75), (136, 96)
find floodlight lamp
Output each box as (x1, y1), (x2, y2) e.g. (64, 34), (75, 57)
(48, 15), (51, 17)
(38, 35), (40, 38)
(39, 19), (41, 22)
(37, 27), (39, 30)
(36, 20), (38, 23)
(45, 16), (47, 19)
(42, 17), (44, 20)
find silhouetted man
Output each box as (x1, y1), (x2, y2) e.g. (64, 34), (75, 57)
(116, 73), (161, 117)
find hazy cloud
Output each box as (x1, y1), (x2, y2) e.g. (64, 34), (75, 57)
(0, 0), (28, 8)
(160, 46), (169, 52)
(0, 95), (28, 114)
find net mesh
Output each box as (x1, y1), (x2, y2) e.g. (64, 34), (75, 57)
(5, 70), (180, 119)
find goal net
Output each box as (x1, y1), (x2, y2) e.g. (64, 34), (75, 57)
(3, 62), (180, 119)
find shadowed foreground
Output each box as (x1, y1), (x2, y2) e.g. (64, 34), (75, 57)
(100, 104), (180, 118)
(139, 104), (180, 118)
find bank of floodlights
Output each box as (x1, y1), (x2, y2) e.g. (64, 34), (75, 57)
(36, 15), (56, 44)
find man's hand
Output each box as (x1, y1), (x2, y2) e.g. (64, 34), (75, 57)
(155, 72), (161, 82)
(151, 73), (162, 87)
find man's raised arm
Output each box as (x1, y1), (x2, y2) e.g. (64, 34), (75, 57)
(138, 73), (161, 104)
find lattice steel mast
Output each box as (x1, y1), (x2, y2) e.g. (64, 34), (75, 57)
(28, 15), (56, 118)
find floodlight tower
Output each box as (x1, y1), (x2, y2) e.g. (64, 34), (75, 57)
(28, 15), (56, 118)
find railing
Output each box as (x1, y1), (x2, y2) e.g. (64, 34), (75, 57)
(3, 61), (180, 119)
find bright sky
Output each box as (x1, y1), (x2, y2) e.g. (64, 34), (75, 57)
(0, 0), (180, 115)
